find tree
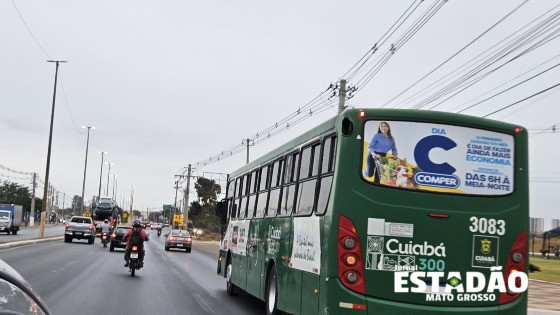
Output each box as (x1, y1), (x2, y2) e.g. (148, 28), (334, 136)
(191, 178), (221, 231)
(194, 177), (221, 206)
(0, 180), (33, 212)
(72, 195), (82, 212)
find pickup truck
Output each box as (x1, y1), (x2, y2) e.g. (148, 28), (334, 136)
(64, 216), (96, 244)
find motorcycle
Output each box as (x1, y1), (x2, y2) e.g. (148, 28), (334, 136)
(157, 229), (161, 237)
(128, 245), (141, 277)
(101, 232), (110, 248)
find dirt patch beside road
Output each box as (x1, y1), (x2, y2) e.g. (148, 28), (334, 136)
(193, 239), (220, 259)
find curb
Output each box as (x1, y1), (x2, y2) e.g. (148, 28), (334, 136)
(530, 278), (560, 286)
(0, 236), (64, 250)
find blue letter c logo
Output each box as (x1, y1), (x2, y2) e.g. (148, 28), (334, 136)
(414, 135), (456, 174)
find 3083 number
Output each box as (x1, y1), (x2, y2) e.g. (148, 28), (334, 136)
(469, 217), (505, 235)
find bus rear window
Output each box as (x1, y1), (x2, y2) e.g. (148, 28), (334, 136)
(362, 120), (514, 196)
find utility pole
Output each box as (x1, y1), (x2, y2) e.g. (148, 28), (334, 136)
(105, 162), (114, 197)
(112, 175), (118, 200)
(184, 164), (192, 230)
(246, 138), (250, 164)
(338, 79), (347, 114)
(81, 126), (94, 215)
(41, 60), (67, 238)
(62, 192), (65, 220)
(173, 180), (179, 228)
(97, 151), (107, 203)
(130, 186), (134, 221)
(30, 173), (36, 227)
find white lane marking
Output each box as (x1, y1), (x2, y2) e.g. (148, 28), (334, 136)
(192, 293), (213, 313)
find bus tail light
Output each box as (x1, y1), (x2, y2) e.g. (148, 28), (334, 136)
(338, 215), (365, 294)
(499, 231), (527, 304)
(358, 110), (366, 119)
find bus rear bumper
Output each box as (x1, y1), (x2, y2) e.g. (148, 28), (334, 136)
(325, 279), (527, 314)
(363, 293), (526, 315)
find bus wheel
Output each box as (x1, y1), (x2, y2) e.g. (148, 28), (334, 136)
(226, 260), (238, 296)
(266, 266), (278, 315)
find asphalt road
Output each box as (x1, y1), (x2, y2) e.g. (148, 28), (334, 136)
(1, 227), (263, 315)
(0, 224), (65, 243)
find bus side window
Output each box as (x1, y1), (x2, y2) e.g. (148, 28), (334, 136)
(226, 180), (235, 221)
(255, 165), (269, 218)
(280, 152), (298, 217)
(295, 145), (318, 216)
(316, 135), (336, 215)
(237, 175), (246, 219)
(246, 170), (258, 219)
(231, 178), (240, 220)
(267, 159), (282, 217)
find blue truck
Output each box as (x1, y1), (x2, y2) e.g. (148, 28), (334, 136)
(0, 204), (23, 235)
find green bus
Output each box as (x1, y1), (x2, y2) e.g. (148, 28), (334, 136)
(215, 108), (528, 314)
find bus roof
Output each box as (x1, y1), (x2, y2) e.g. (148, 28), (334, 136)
(228, 108), (526, 179)
(229, 115), (338, 178)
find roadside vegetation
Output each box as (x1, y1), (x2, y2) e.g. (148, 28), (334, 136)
(529, 255), (560, 283)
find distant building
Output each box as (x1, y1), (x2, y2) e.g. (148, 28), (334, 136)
(552, 219), (560, 229)
(530, 217), (545, 235)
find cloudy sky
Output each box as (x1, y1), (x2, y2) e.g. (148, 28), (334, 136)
(1, 0), (559, 229)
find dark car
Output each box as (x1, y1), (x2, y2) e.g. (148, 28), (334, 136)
(165, 230), (192, 252)
(110, 226), (131, 251)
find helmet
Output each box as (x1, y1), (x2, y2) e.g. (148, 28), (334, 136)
(132, 220), (141, 228)
(104, 219), (108, 223)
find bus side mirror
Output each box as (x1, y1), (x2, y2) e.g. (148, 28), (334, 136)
(216, 200), (227, 217)
(216, 200), (228, 225)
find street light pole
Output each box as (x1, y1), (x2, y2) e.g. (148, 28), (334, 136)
(40, 59), (67, 238)
(112, 175), (117, 200)
(105, 162), (114, 197)
(80, 126), (95, 215)
(97, 151), (107, 203)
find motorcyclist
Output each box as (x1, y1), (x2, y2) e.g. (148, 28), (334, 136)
(157, 223), (162, 237)
(99, 219), (110, 234)
(123, 220), (149, 267)
(99, 219), (111, 244)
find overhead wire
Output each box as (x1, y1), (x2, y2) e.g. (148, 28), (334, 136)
(351, 0), (448, 96)
(381, 0), (529, 108)
(410, 9), (560, 110)
(10, 0), (51, 59)
(455, 61), (560, 114)
(344, 0), (423, 82)
(392, 4), (560, 109)
(482, 81), (560, 118)
(448, 52), (560, 113)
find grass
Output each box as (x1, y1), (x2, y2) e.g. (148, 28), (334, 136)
(529, 255), (560, 283)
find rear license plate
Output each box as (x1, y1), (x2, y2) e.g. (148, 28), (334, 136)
(102, 236), (106, 239)
(131, 253), (139, 259)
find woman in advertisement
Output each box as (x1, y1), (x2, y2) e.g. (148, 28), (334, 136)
(364, 121), (398, 183)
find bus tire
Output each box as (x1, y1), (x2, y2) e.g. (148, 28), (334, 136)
(266, 266), (279, 315)
(226, 259), (238, 296)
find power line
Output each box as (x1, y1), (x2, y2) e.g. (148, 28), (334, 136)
(59, 73), (85, 134)
(10, 0), (51, 59)
(381, 0), (529, 108)
(0, 164), (34, 176)
(456, 61), (560, 114)
(392, 4), (560, 110)
(483, 82), (560, 118)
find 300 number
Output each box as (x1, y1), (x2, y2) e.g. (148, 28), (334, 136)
(469, 217), (505, 235)
(419, 258), (445, 271)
